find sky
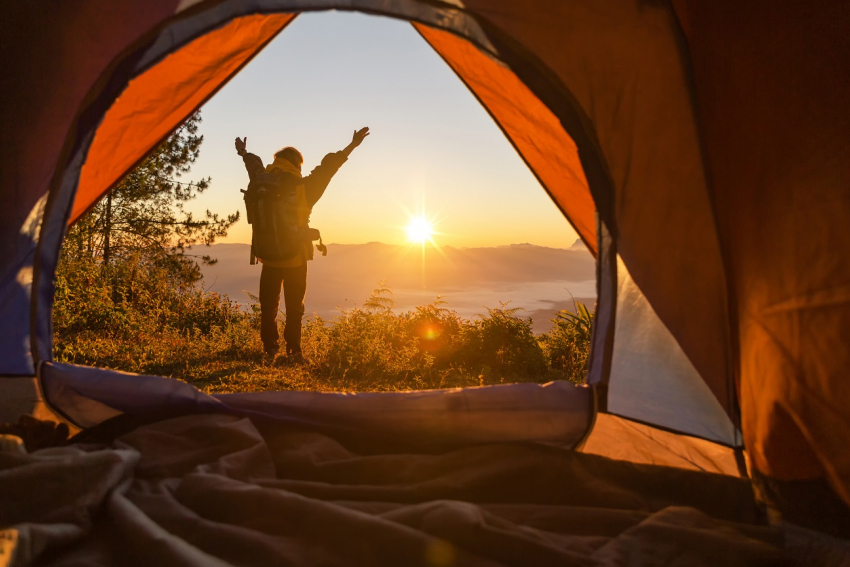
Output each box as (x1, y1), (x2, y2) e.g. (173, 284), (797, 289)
(185, 11), (580, 249)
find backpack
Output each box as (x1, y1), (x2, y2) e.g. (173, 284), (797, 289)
(241, 169), (303, 264)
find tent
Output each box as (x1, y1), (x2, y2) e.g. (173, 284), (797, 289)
(1, 0), (849, 563)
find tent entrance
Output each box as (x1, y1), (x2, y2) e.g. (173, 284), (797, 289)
(14, 0), (740, 479)
(54, 9), (599, 379)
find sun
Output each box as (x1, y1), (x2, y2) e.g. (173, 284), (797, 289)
(406, 217), (433, 244)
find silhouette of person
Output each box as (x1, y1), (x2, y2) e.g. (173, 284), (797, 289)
(235, 127), (369, 362)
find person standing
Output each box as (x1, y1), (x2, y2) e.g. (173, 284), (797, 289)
(235, 127), (369, 362)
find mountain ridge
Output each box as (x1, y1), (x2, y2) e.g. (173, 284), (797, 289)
(195, 242), (595, 333)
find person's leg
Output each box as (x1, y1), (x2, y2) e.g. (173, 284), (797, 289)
(259, 265), (285, 356)
(282, 263), (308, 355)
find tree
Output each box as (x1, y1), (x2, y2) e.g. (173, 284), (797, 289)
(64, 111), (238, 284)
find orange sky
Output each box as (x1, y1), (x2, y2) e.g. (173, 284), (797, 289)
(185, 11), (581, 249)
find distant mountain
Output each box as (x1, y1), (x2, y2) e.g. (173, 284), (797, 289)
(194, 242), (595, 333)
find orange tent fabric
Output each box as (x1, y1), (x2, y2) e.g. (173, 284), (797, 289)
(71, 13), (294, 223)
(3, 0), (845, 523)
(460, 0), (734, 422)
(0, 1), (180, 274)
(66, 3), (733, 454)
(672, 0), (850, 501)
(414, 24), (596, 253)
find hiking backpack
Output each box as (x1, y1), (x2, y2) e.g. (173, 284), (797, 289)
(241, 169), (304, 264)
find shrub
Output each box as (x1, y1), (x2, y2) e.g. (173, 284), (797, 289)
(54, 261), (594, 393)
(456, 303), (547, 384)
(303, 285), (451, 390)
(53, 249), (249, 374)
(540, 301), (594, 384)
(404, 296), (464, 365)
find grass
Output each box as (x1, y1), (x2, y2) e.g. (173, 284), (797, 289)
(53, 255), (593, 394)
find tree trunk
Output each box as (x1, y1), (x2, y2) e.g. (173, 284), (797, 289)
(103, 192), (115, 303)
(103, 192), (112, 267)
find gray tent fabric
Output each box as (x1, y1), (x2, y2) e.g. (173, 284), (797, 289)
(607, 256), (738, 445)
(38, 362), (593, 451)
(0, 413), (791, 566)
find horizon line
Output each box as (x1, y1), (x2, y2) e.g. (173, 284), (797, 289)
(194, 240), (587, 251)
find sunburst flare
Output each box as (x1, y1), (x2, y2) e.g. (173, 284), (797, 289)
(406, 216), (434, 244)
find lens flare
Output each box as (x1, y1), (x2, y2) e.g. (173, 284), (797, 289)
(398, 206), (445, 289)
(406, 217), (433, 244)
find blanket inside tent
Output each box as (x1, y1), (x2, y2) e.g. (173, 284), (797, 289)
(0, 411), (803, 566)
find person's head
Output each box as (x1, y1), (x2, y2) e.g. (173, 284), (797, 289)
(274, 146), (303, 171)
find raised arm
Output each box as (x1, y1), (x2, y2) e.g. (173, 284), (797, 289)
(235, 136), (265, 180)
(303, 127), (370, 206)
(235, 136), (247, 156)
(340, 127), (370, 158)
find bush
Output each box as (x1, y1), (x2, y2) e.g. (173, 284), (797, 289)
(455, 303), (547, 384)
(53, 249), (250, 375)
(302, 287), (465, 390)
(53, 256), (593, 392)
(404, 297), (465, 369)
(540, 301), (594, 383)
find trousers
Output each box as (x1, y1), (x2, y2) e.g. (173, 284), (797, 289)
(258, 262), (307, 355)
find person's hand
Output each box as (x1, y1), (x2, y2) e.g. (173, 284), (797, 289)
(350, 127), (370, 148)
(235, 136), (247, 155)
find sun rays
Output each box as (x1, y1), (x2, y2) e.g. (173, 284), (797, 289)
(395, 205), (448, 288)
(406, 216), (434, 244)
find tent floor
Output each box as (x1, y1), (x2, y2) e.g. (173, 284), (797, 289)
(1, 412), (824, 566)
